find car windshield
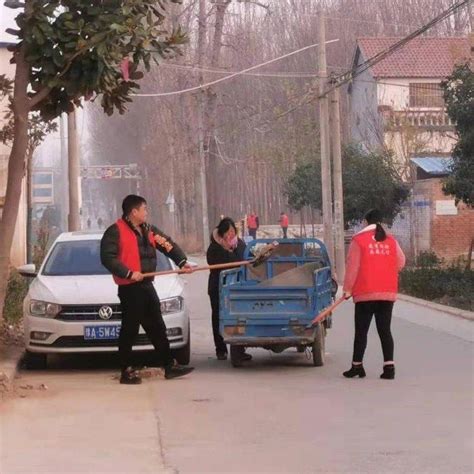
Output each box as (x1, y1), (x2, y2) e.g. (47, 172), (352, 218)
(42, 240), (172, 276)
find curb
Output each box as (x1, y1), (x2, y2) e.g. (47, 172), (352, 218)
(398, 294), (474, 321)
(0, 347), (24, 399)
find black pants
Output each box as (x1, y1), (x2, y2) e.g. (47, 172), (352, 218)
(118, 282), (173, 370)
(209, 289), (227, 354)
(249, 228), (257, 239)
(282, 227), (288, 238)
(352, 301), (394, 363)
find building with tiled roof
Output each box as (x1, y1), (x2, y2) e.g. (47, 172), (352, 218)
(354, 37), (470, 78)
(348, 35), (473, 262)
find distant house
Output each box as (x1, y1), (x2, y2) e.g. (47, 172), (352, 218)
(348, 36), (470, 177)
(348, 37), (473, 262)
(0, 41), (27, 266)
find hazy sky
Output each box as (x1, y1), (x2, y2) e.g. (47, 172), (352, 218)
(0, 2), (17, 43)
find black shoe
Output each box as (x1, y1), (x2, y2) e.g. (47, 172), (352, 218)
(240, 352), (252, 362)
(343, 364), (366, 378)
(165, 364), (195, 380)
(216, 352), (228, 361)
(380, 364), (395, 380)
(120, 367), (142, 385)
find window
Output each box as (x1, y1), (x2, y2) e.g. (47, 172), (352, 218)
(409, 83), (444, 108)
(33, 188), (53, 198)
(33, 173), (53, 185)
(42, 240), (172, 276)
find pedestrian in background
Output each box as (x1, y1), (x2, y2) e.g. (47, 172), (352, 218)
(342, 209), (405, 380)
(246, 211), (259, 240)
(207, 217), (252, 362)
(100, 194), (195, 384)
(279, 212), (289, 238)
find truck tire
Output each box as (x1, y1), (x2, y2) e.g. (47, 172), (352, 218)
(25, 351), (47, 370)
(312, 324), (325, 367)
(230, 345), (244, 368)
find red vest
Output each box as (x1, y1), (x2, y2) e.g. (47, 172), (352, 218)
(352, 230), (398, 297)
(113, 219), (155, 286)
(280, 215), (289, 227)
(247, 214), (257, 229)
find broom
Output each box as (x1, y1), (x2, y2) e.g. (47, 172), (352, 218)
(142, 241), (279, 278)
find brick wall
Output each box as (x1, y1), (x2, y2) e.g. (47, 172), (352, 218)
(415, 179), (474, 262)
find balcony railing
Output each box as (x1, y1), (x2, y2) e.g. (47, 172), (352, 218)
(383, 110), (455, 130)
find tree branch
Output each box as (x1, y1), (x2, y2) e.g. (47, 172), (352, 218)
(28, 86), (52, 109)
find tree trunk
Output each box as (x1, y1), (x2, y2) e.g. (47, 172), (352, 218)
(26, 148), (34, 263)
(0, 46), (30, 321)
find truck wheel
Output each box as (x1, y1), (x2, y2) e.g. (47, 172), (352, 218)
(312, 324), (325, 367)
(172, 325), (191, 365)
(230, 346), (244, 368)
(25, 351), (47, 370)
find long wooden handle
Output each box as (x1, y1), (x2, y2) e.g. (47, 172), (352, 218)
(311, 296), (346, 326)
(142, 260), (251, 278)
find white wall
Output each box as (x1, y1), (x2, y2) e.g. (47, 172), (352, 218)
(377, 77), (444, 110)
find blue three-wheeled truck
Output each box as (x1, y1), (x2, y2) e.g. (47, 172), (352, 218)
(219, 238), (336, 368)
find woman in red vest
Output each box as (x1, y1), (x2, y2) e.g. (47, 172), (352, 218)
(342, 209), (405, 380)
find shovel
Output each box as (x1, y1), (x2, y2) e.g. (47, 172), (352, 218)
(310, 295), (347, 326)
(142, 241), (279, 278)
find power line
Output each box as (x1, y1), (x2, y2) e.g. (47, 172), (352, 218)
(132, 39), (339, 97)
(321, 0), (471, 98)
(160, 62), (448, 90)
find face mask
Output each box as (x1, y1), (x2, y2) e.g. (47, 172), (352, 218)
(227, 236), (238, 249)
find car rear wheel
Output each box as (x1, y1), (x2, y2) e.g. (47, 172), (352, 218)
(25, 351), (47, 370)
(230, 345), (244, 368)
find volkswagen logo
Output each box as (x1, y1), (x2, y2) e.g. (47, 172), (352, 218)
(98, 305), (113, 320)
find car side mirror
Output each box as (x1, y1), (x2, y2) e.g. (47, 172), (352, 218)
(18, 263), (37, 278)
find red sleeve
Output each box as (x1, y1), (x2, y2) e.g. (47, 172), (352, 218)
(396, 241), (406, 271)
(343, 240), (361, 293)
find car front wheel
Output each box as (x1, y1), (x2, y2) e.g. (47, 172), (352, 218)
(25, 351), (47, 370)
(172, 326), (191, 365)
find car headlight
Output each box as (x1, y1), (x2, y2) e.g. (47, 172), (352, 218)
(30, 300), (62, 318)
(161, 296), (183, 314)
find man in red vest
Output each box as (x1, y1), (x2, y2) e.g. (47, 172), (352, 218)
(246, 211), (259, 239)
(279, 212), (289, 238)
(101, 195), (194, 384)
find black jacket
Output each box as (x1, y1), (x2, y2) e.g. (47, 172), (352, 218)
(206, 233), (246, 295)
(100, 218), (187, 283)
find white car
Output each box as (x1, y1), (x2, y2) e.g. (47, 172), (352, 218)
(18, 231), (191, 369)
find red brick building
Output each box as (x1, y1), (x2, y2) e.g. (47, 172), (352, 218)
(412, 157), (474, 263)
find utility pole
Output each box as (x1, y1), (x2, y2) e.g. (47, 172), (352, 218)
(318, 14), (335, 265)
(59, 114), (68, 231)
(67, 109), (80, 231)
(330, 84), (345, 282)
(196, 0), (210, 250)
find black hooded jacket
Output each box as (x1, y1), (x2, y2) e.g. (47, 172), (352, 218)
(100, 218), (187, 282)
(206, 231), (246, 295)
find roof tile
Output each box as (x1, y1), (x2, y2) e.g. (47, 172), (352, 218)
(357, 37), (470, 78)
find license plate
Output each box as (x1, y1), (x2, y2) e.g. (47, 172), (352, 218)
(84, 325), (121, 340)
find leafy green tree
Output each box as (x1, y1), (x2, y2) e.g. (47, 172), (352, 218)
(0, 0), (185, 321)
(285, 160), (322, 211)
(285, 145), (409, 227)
(342, 145), (409, 225)
(441, 62), (474, 206)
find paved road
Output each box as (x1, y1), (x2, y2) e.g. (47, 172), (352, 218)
(1, 268), (473, 473)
